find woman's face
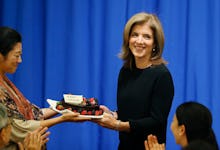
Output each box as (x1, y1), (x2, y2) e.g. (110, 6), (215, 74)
(129, 22), (154, 62)
(170, 114), (182, 145)
(0, 42), (22, 74)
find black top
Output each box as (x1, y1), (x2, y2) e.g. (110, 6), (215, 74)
(117, 64), (174, 150)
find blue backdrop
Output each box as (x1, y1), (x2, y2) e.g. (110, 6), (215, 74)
(0, 0), (219, 150)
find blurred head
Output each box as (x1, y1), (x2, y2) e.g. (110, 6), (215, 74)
(170, 101), (219, 149)
(182, 140), (217, 150)
(0, 27), (22, 74)
(0, 103), (11, 148)
(119, 12), (166, 69)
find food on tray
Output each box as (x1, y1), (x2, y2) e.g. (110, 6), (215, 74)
(56, 97), (103, 116)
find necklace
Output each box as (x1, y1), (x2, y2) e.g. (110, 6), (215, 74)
(136, 63), (152, 69)
(145, 63), (152, 68)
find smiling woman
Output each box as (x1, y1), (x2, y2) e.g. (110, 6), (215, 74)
(1, 42), (22, 74)
(0, 26), (91, 149)
(91, 12), (174, 150)
(129, 22), (154, 68)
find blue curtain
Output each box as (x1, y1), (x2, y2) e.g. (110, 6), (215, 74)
(0, 0), (219, 149)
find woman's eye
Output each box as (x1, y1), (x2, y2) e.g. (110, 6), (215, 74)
(131, 33), (138, 37)
(143, 35), (151, 39)
(14, 54), (21, 58)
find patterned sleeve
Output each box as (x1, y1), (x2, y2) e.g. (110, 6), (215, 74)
(10, 119), (41, 142)
(31, 103), (44, 120)
(0, 86), (44, 120)
(0, 86), (25, 119)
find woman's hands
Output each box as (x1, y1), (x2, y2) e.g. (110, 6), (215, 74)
(60, 112), (91, 122)
(99, 105), (118, 119)
(92, 105), (119, 130)
(40, 111), (91, 127)
(92, 112), (118, 130)
(144, 134), (165, 150)
(92, 105), (131, 132)
(18, 126), (50, 150)
(99, 105), (112, 114)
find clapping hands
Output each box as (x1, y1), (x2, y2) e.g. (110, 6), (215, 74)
(144, 134), (165, 150)
(18, 126), (50, 150)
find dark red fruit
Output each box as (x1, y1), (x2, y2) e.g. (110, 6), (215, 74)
(87, 110), (92, 115)
(81, 110), (87, 115)
(95, 110), (100, 116)
(56, 105), (64, 110)
(89, 97), (95, 102)
(99, 109), (103, 115)
(90, 100), (96, 105)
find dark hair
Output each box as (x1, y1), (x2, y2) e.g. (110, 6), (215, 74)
(0, 26), (22, 56)
(176, 101), (219, 150)
(182, 140), (218, 150)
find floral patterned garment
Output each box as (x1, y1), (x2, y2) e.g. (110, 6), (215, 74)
(0, 85), (44, 121)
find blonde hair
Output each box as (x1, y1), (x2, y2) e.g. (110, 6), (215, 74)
(119, 12), (167, 69)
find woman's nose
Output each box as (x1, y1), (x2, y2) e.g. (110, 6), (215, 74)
(18, 56), (22, 63)
(136, 36), (144, 43)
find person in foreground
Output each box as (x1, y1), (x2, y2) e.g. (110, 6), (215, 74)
(182, 140), (217, 150)
(17, 127), (49, 150)
(144, 101), (219, 150)
(0, 103), (49, 150)
(0, 103), (11, 149)
(92, 12), (174, 150)
(0, 26), (91, 149)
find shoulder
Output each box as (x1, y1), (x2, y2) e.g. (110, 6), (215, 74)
(0, 86), (25, 119)
(118, 66), (130, 75)
(151, 64), (170, 73)
(150, 64), (172, 77)
(149, 64), (173, 83)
